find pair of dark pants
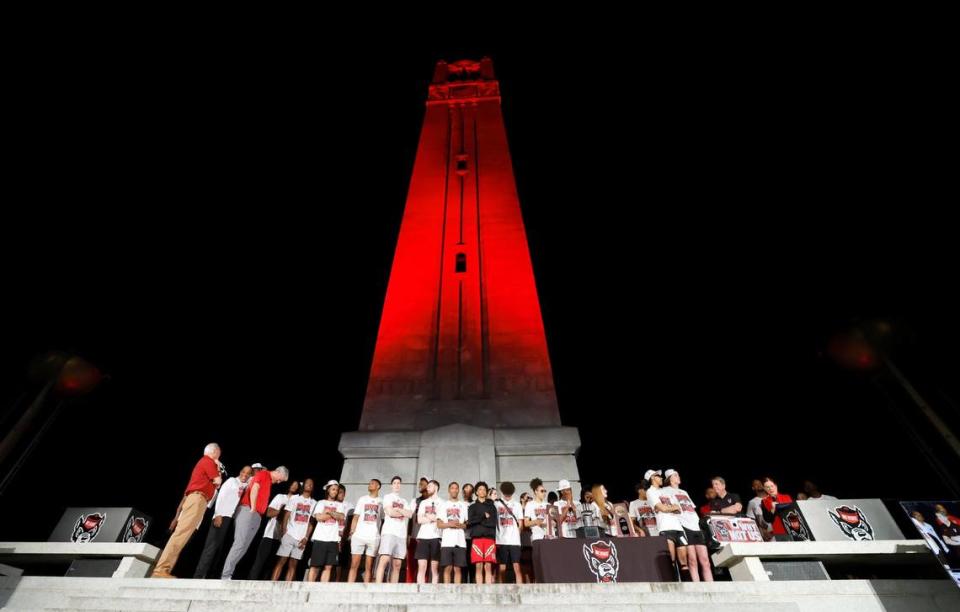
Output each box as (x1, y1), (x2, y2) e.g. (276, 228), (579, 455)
(247, 536), (280, 580)
(193, 516), (232, 578)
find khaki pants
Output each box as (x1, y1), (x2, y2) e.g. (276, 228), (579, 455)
(153, 491), (207, 576)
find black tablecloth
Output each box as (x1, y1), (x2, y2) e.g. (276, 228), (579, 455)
(533, 536), (675, 583)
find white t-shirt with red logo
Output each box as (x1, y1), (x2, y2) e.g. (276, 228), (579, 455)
(416, 497), (442, 540)
(589, 501), (619, 536)
(671, 488), (701, 531)
(629, 498), (659, 536)
(495, 498), (522, 546)
(648, 486), (683, 533)
(311, 500), (345, 542)
(353, 495), (383, 540)
(381, 493), (413, 538)
(554, 499), (583, 538)
(439, 500), (469, 548)
(262, 494), (289, 540)
(283, 495), (317, 541)
(524, 500), (550, 541)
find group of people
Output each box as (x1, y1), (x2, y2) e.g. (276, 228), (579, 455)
(151, 443), (835, 584)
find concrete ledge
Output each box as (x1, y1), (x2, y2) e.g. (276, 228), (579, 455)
(712, 540), (932, 568)
(712, 539), (939, 582)
(0, 542), (160, 564)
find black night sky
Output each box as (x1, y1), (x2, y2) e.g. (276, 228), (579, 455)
(2, 32), (957, 569)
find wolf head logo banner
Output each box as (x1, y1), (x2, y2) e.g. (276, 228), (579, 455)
(123, 515), (149, 543)
(785, 510), (811, 541)
(72, 512), (106, 543)
(828, 505), (874, 540)
(583, 540), (619, 583)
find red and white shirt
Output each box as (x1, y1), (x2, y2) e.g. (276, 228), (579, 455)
(283, 495), (317, 541)
(495, 498), (522, 546)
(353, 495), (383, 540)
(311, 500), (345, 542)
(416, 497), (442, 540)
(524, 500), (550, 541)
(439, 500), (469, 548)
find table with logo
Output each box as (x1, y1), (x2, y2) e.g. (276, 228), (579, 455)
(532, 536), (675, 583)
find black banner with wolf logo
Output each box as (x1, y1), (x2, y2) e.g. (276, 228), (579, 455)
(533, 537), (674, 583)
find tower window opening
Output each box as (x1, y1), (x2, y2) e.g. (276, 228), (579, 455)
(455, 253), (467, 273)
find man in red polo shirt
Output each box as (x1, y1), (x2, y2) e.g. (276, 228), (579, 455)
(152, 442), (223, 578)
(221, 464), (289, 579)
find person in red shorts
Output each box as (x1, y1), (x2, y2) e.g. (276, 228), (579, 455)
(466, 481), (497, 584)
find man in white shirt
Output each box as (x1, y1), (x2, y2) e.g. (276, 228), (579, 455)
(375, 476), (415, 584)
(415, 479), (442, 584)
(438, 482), (468, 584)
(193, 465), (252, 578)
(745, 478), (771, 540)
(646, 469), (686, 569)
(271, 478), (316, 581)
(628, 481), (658, 537)
(247, 479), (300, 579)
(554, 479), (582, 539)
(348, 478), (383, 583)
(336, 485), (355, 581)
(307, 480), (345, 582)
(494, 481), (523, 584)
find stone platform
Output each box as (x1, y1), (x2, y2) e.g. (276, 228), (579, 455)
(2, 576), (959, 611)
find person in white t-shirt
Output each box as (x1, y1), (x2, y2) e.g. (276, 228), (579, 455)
(588, 484), (619, 537)
(415, 480), (442, 584)
(665, 469), (713, 582)
(335, 485), (355, 581)
(554, 479), (582, 538)
(646, 468), (687, 571)
(348, 478), (383, 583)
(307, 480), (345, 583)
(271, 478), (316, 581)
(524, 478), (550, 544)
(629, 481), (657, 537)
(437, 481), (469, 584)
(745, 478), (772, 540)
(193, 465), (252, 578)
(375, 476), (415, 584)
(494, 481), (523, 584)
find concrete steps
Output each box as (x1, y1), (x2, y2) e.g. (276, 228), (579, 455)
(1, 576), (958, 611)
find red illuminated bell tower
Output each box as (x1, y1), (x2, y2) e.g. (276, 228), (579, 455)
(361, 57), (560, 431)
(341, 58), (580, 499)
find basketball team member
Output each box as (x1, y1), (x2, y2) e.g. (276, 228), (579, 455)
(307, 480), (345, 582)
(437, 482), (469, 584)
(348, 479), (383, 583)
(415, 480), (442, 584)
(271, 478), (316, 581)
(494, 481), (523, 584)
(554, 479), (582, 538)
(665, 469), (713, 582)
(375, 476), (414, 583)
(467, 481), (497, 584)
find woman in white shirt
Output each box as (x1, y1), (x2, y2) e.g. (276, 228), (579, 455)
(665, 469), (713, 582)
(589, 484), (619, 537)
